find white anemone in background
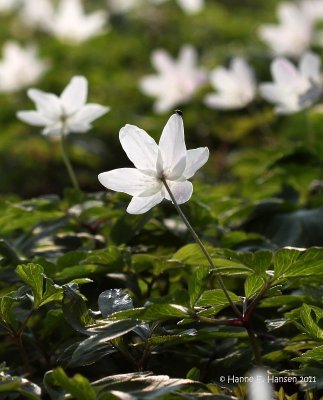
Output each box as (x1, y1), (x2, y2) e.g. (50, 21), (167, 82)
(20, 0), (54, 29)
(140, 45), (207, 113)
(248, 369), (274, 400)
(301, 0), (323, 22)
(0, 0), (19, 12)
(44, 0), (108, 44)
(152, 0), (204, 14)
(259, 52), (322, 114)
(108, 0), (139, 13)
(204, 57), (256, 110)
(17, 76), (109, 137)
(0, 41), (48, 93)
(258, 2), (313, 57)
(98, 112), (209, 214)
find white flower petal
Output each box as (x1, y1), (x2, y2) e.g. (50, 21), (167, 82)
(204, 93), (244, 110)
(98, 168), (160, 196)
(42, 121), (64, 137)
(159, 113), (187, 178)
(27, 88), (61, 119)
(126, 192), (164, 214)
(271, 58), (300, 85)
(151, 50), (175, 73)
(299, 51), (321, 83)
(164, 180), (193, 204)
(16, 111), (52, 126)
(184, 147), (209, 179)
(259, 83), (282, 103)
(119, 124), (159, 173)
(69, 104), (109, 125)
(60, 76), (88, 115)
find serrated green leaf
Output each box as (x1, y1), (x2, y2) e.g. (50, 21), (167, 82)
(196, 289), (240, 307)
(16, 263), (44, 309)
(299, 304), (323, 340)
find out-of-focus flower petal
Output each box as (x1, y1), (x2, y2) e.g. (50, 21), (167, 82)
(271, 58), (300, 85)
(248, 368), (274, 400)
(27, 89), (61, 118)
(60, 76), (88, 114)
(98, 168), (161, 197)
(299, 51), (321, 83)
(159, 113), (187, 179)
(126, 191), (164, 214)
(184, 147), (209, 179)
(69, 104), (109, 125)
(16, 111), (53, 126)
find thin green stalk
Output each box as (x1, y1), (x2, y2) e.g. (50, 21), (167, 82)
(161, 177), (242, 319)
(245, 322), (263, 366)
(60, 134), (80, 191)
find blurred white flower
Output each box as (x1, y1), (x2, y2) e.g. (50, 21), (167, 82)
(20, 0), (53, 29)
(204, 57), (256, 110)
(152, 0), (204, 14)
(0, 0), (19, 12)
(0, 41), (48, 93)
(17, 76), (109, 137)
(258, 2), (313, 57)
(259, 52), (322, 114)
(301, 0), (323, 22)
(140, 45), (207, 113)
(108, 0), (139, 13)
(98, 112), (209, 214)
(45, 0), (108, 44)
(248, 369), (274, 400)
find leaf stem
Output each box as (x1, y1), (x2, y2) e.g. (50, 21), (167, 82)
(161, 177), (242, 319)
(60, 134), (80, 191)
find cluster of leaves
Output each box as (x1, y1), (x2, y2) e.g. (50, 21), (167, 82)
(0, 166), (323, 399)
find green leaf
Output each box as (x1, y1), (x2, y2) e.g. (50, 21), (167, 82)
(98, 289), (133, 318)
(299, 304), (323, 340)
(110, 304), (190, 322)
(0, 293), (17, 328)
(188, 266), (209, 307)
(62, 285), (96, 334)
(244, 274), (265, 299)
(274, 247), (323, 281)
(16, 263), (44, 309)
(72, 320), (139, 364)
(49, 368), (96, 400)
(293, 345), (323, 364)
(196, 289), (240, 307)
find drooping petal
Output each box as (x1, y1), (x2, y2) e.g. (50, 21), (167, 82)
(126, 191), (164, 214)
(27, 88), (61, 119)
(60, 76), (88, 115)
(16, 110), (52, 126)
(184, 147), (209, 179)
(68, 103), (109, 125)
(159, 113), (187, 179)
(164, 180), (193, 204)
(119, 124), (159, 173)
(98, 168), (160, 196)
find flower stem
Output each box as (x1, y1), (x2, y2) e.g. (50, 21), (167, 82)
(161, 177), (242, 319)
(60, 134), (80, 191)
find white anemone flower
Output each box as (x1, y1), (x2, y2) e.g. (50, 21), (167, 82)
(140, 45), (207, 114)
(0, 41), (48, 93)
(17, 76), (109, 137)
(301, 0), (323, 22)
(259, 52), (322, 114)
(20, 0), (54, 30)
(98, 112), (209, 214)
(248, 369), (274, 400)
(204, 57), (256, 110)
(258, 2), (313, 57)
(45, 0), (108, 44)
